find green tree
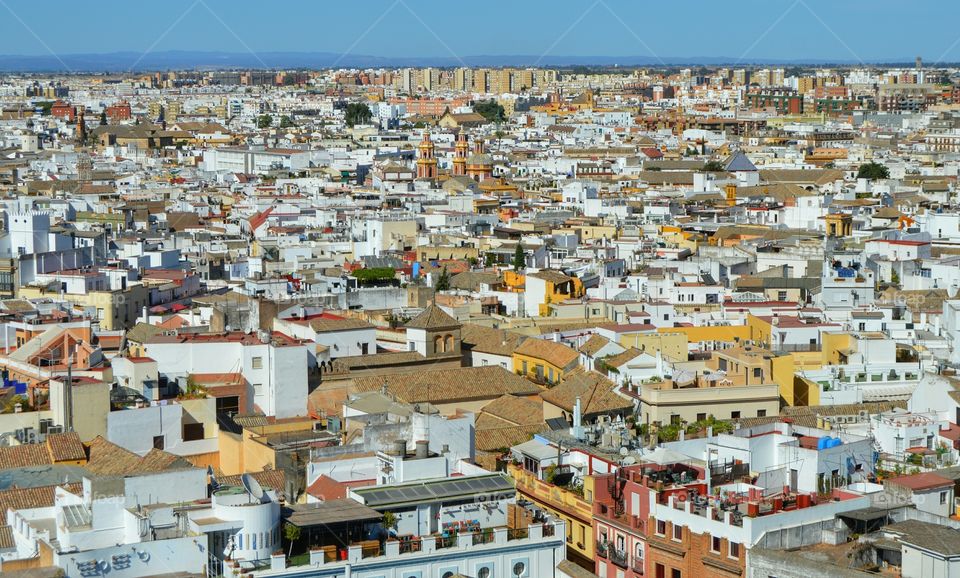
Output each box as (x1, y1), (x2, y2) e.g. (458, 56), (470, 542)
(382, 511), (397, 531)
(344, 102), (373, 127)
(512, 244), (525, 270)
(256, 114), (273, 129)
(857, 161), (890, 180)
(435, 266), (450, 291)
(279, 115), (294, 128)
(99, 111), (107, 126)
(485, 252), (497, 267)
(702, 160), (726, 172)
(350, 267), (397, 286)
(283, 522), (301, 557)
(473, 99), (506, 123)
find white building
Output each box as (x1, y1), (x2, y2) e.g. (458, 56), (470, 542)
(143, 331), (309, 419)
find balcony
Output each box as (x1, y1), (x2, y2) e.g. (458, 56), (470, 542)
(610, 547), (629, 568)
(596, 540), (608, 559)
(631, 555), (645, 575)
(294, 521), (565, 570)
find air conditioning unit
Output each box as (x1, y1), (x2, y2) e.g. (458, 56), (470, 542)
(47, 425), (64, 435)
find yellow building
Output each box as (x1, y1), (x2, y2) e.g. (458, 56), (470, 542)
(513, 338), (580, 385)
(17, 284), (150, 331)
(218, 415), (322, 477)
(509, 463), (597, 568)
(621, 331), (688, 362)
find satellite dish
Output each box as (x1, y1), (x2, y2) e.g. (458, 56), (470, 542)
(241, 473), (270, 504)
(619, 447), (629, 457)
(207, 465), (220, 492)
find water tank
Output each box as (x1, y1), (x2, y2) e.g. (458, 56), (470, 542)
(829, 437), (843, 448)
(817, 436), (831, 450)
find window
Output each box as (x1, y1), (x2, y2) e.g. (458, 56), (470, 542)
(757, 409), (767, 417)
(672, 524), (682, 541)
(153, 435), (164, 450)
(655, 519), (666, 536)
(671, 570), (681, 578)
(729, 541), (740, 558)
(711, 535), (721, 553)
(253, 383), (263, 395)
(942, 491), (948, 505)
(731, 411), (741, 419)
(655, 564), (665, 578)
(753, 367), (762, 379)
(478, 569), (491, 578)
(697, 413), (706, 422)
(512, 561), (526, 577)
(252, 356), (263, 369)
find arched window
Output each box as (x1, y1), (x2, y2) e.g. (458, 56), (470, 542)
(445, 334), (455, 352)
(434, 335), (445, 353)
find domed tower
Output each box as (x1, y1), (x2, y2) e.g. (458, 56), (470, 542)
(466, 138), (493, 182)
(452, 130), (469, 176)
(416, 131), (438, 180)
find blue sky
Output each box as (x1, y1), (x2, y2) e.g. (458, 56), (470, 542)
(0, 0), (956, 62)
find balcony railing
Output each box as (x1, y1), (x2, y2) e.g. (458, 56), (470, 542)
(435, 536), (455, 550)
(398, 538), (422, 554)
(632, 555), (645, 575)
(597, 540), (608, 559)
(473, 531), (495, 545)
(611, 548), (629, 568)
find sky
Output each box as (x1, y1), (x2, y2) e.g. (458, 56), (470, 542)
(0, 0), (958, 64)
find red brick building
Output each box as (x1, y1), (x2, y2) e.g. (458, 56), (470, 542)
(105, 101), (132, 121)
(50, 100), (77, 122)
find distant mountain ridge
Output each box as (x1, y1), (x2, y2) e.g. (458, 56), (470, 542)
(0, 50), (926, 72)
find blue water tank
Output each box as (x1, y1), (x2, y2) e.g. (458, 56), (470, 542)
(817, 436), (831, 450)
(831, 437), (843, 448)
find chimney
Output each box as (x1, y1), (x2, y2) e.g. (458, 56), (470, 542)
(570, 397), (584, 440)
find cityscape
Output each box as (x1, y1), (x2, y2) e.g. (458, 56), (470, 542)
(2, 2), (960, 578)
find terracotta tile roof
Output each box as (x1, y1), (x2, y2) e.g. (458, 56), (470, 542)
(0, 524), (13, 549)
(540, 369), (632, 416)
(220, 469), (286, 495)
(449, 271), (501, 291)
(352, 366), (540, 404)
(0, 443), (51, 470)
(480, 394), (543, 426)
(603, 348), (646, 369)
(306, 317), (374, 333)
(84, 436), (192, 476)
(0, 482), (81, 513)
(474, 450), (500, 471)
(885, 472), (953, 491)
(474, 414), (547, 452)
(461, 323), (524, 357)
(527, 270), (573, 284)
(578, 334), (610, 357)
(42, 432), (85, 463)
(404, 305), (460, 330)
(514, 338), (579, 369)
